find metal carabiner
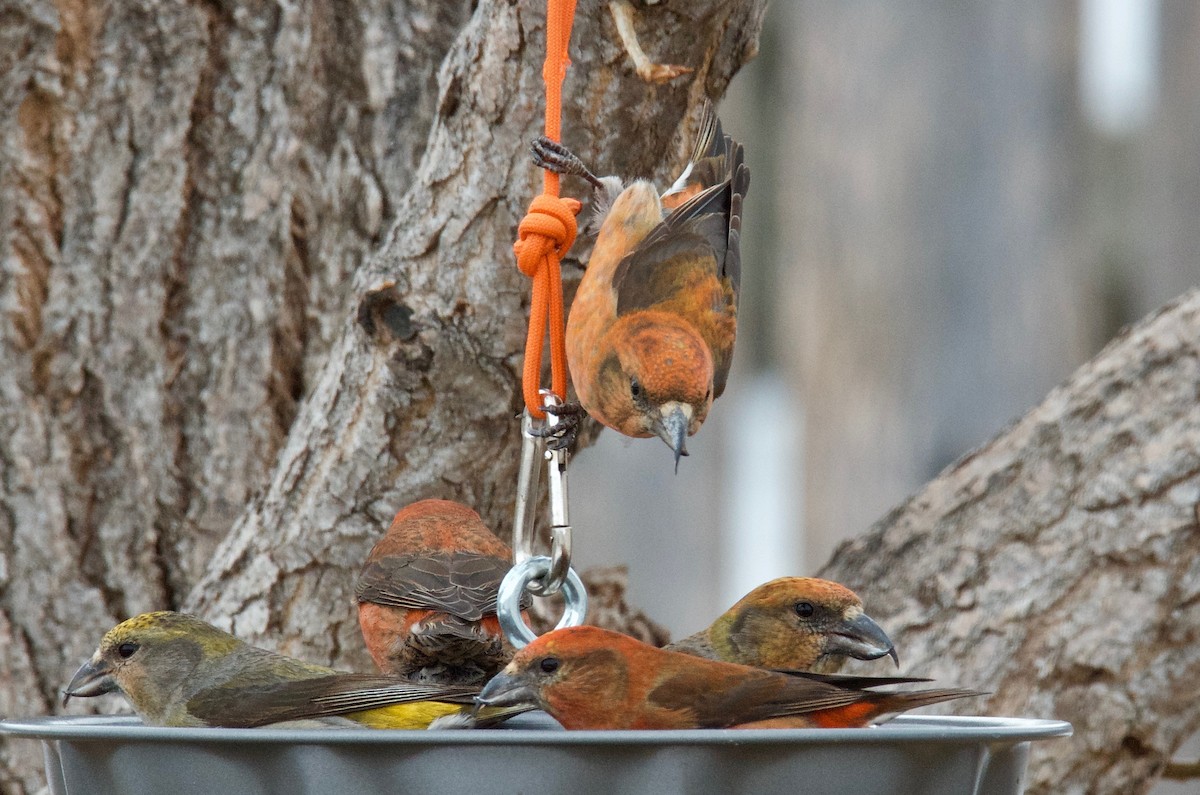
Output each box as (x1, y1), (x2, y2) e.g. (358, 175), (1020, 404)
(512, 392), (572, 595)
(499, 391), (588, 648)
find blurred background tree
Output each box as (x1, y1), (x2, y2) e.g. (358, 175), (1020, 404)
(576, 0), (1197, 638)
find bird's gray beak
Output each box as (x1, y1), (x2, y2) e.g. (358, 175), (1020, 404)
(475, 671), (541, 710)
(62, 656), (117, 706)
(654, 404), (691, 473)
(829, 612), (900, 668)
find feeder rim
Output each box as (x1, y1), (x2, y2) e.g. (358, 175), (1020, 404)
(1, 714), (1071, 746)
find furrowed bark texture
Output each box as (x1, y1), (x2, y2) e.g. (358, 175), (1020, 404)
(2, 0), (461, 789)
(822, 290), (1200, 795)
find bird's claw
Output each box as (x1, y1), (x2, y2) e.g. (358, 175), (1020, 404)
(530, 138), (604, 191)
(530, 137), (574, 174)
(528, 402), (586, 451)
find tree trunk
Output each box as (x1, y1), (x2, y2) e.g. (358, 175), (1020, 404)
(0, 0), (764, 790)
(822, 289), (1200, 795)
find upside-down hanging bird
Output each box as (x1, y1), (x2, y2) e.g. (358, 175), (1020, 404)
(667, 577), (899, 673)
(355, 499), (528, 686)
(476, 625), (981, 730)
(530, 101), (748, 470)
(62, 611), (523, 729)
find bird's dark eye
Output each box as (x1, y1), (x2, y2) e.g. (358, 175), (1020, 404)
(116, 642), (139, 659)
(794, 602), (814, 618)
(539, 657), (560, 674)
(630, 378), (643, 399)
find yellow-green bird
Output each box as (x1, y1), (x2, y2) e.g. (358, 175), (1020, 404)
(666, 577), (899, 673)
(62, 611), (519, 729)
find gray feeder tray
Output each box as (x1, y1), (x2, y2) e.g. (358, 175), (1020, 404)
(2, 712), (1071, 795)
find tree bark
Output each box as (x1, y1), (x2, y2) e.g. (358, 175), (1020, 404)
(822, 289), (1200, 795)
(0, 0), (763, 790)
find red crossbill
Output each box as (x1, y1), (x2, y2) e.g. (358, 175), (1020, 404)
(355, 499), (527, 685)
(531, 101), (748, 470)
(476, 626), (981, 730)
(62, 611), (523, 729)
(667, 577), (898, 672)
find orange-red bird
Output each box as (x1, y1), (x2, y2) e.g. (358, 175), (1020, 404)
(668, 577), (898, 672)
(476, 626), (982, 730)
(355, 499), (526, 686)
(531, 102), (748, 469)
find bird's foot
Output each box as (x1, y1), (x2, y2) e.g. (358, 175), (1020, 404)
(528, 401), (587, 451)
(530, 137), (605, 192)
(608, 0), (693, 84)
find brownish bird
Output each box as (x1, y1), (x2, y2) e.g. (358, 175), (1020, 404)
(476, 626), (982, 730)
(667, 577), (898, 672)
(355, 499), (526, 686)
(531, 101), (747, 469)
(61, 611), (510, 729)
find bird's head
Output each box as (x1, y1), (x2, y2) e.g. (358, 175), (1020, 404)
(62, 611), (241, 721)
(715, 577), (898, 671)
(475, 626), (636, 727)
(604, 314), (714, 470)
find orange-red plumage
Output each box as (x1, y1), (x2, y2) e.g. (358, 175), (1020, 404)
(534, 102), (747, 468)
(477, 626), (981, 730)
(355, 499), (525, 685)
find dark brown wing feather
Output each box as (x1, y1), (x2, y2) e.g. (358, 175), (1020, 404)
(612, 231), (718, 316)
(649, 667), (978, 728)
(355, 552), (528, 620)
(647, 667), (867, 729)
(770, 672), (934, 687)
(616, 112), (748, 302)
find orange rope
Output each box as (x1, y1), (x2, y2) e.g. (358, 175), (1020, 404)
(513, 0), (580, 419)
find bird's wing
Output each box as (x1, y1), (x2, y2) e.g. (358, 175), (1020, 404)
(186, 673), (478, 728)
(612, 227), (722, 316)
(647, 667), (866, 728)
(355, 553), (528, 620)
(620, 127), (748, 301)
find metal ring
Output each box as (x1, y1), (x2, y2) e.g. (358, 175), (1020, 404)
(497, 556), (588, 648)
(532, 524), (571, 596)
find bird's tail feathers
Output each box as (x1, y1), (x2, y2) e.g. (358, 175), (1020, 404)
(775, 671), (934, 688)
(869, 688), (987, 724)
(662, 100), (728, 208)
(429, 704), (538, 730)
